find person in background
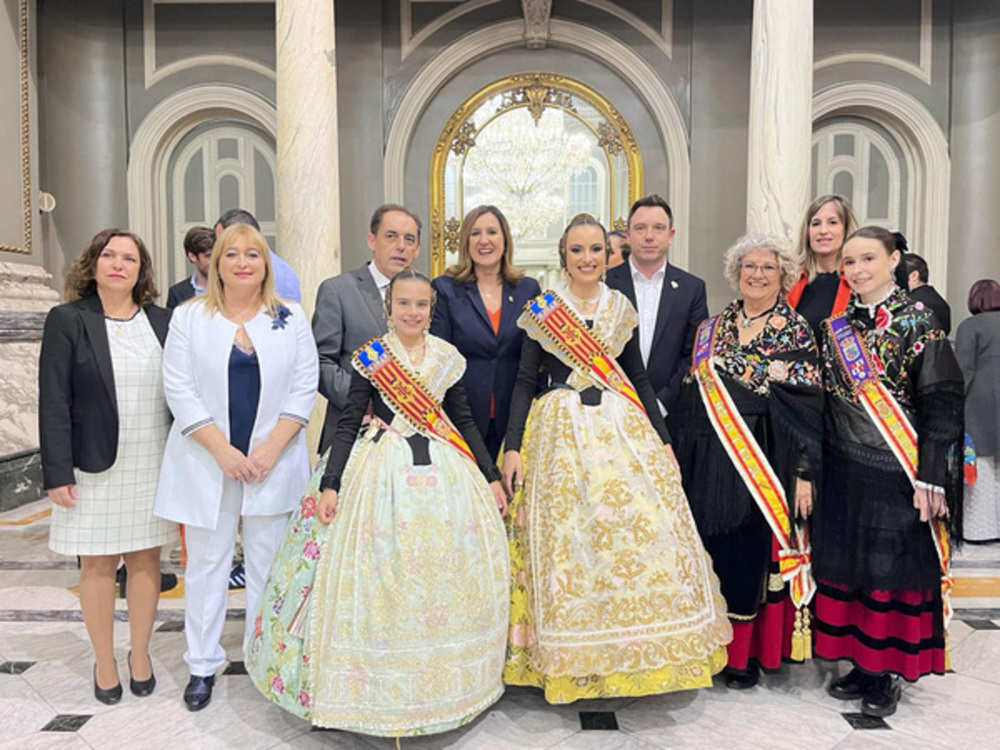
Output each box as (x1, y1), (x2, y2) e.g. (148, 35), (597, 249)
(154, 223), (317, 712)
(215, 209), (301, 303)
(903, 251), (952, 335)
(167, 226), (215, 308)
(955, 279), (1000, 541)
(814, 226), (963, 718)
(607, 229), (630, 268)
(313, 204), (422, 453)
(40, 229), (177, 704)
(607, 195), (709, 417)
(431, 205), (541, 459)
(788, 194), (858, 340)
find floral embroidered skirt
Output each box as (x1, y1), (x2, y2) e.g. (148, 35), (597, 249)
(246, 425), (510, 736)
(504, 390), (732, 703)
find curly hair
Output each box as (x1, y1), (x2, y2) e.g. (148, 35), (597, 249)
(64, 229), (158, 306)
(722, 233), (799, 294)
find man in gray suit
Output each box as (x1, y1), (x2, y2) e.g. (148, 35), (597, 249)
(313, 204), (422, 452)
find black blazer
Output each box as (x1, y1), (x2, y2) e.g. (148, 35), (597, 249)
(166, 278), (198, 309)
(38, 294), (171, 489)
(606, 261), (708, 414)
(430, 274), (541, 449)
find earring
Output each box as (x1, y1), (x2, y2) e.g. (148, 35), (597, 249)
(387, 318), (396, 332)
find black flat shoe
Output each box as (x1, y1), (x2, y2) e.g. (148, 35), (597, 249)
(93, 663), (122, 705)
(861, 674), (901, 717)
(117, 566), (178, 597)
(827, 667), (875, 700)
(724, 663), (760, 689)
(128, 650), (156, 697)
(184, 674), (215, 711)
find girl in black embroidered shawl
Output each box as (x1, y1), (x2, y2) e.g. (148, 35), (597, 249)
(814, 226), (963, 718)
(673, 233), (823, 690)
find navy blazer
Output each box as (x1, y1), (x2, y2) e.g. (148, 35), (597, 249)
(430, 274), (541, 449)
(605, 261), (708, 414)
(38, 294), (171, 489)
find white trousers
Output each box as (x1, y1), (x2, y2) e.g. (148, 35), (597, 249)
(183, 478), (288, 677)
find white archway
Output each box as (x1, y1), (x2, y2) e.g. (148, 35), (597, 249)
(384, 18), (692, 268)
(813, 82), (951, 292)
(127, 85), (277, 294)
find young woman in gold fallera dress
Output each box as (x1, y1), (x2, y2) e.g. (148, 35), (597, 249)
(501, 215), (732, 704)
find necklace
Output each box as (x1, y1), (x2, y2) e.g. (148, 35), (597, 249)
(567, 287), (600, 315)
(478, 278), (502, 300)
(739, 300), (777, 329)
(104, 308), (140, 337)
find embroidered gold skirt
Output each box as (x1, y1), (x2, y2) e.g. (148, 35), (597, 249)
(504, 389), (731, 703)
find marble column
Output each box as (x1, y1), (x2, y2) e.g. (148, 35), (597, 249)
(745, 0), (813, 241)
(948, 0), (1000, 312)
(0, 262), (59, 511)
(275, 0), (341, 453)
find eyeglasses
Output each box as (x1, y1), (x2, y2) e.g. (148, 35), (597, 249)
(741, 262), (779, 275)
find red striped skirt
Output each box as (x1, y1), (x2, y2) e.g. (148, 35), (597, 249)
(728, 537), (800, 672)
(813, 579), (946, 681)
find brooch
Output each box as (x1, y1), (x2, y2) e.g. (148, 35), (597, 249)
(272, 303), (292, 330)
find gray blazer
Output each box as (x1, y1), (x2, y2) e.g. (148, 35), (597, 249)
(955, 310), (1000, 457)
(312, 263), (387, 453)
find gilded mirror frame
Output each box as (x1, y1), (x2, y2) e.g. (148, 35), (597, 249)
(429, 73), (643, 276)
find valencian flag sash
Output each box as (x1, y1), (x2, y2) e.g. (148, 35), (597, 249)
(691, 314), (816, 657)
(827, 314), (954, 628)
(524, 291), (645, 412)
(353, 338), (475, 463)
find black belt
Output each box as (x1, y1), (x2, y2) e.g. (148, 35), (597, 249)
(545, 382), (604, 406)
(370, 427), (431, 466)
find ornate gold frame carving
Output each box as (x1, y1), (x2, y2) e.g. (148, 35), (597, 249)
(1, 0), (32, 255)
(429, 73), (642, 276)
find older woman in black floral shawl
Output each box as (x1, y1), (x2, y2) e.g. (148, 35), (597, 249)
(674, 233), (823, 690)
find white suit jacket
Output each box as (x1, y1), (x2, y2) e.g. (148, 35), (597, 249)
(154, 299), (318, 529)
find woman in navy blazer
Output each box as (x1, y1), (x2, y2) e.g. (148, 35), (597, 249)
(431, 205), (541, 460)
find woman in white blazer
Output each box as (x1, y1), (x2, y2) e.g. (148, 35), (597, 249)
(154, 223), (317, 711)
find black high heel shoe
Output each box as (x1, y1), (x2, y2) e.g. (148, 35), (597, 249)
(93, 662), (122, 705)
(128, 650), (156, 697)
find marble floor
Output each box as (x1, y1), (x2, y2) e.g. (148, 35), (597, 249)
(2, 499), (999, 750)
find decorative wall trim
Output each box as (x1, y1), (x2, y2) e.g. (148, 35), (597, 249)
(400, 0), (500, 62)
(813, 81), (950, 291)
(1, 0), (32, 255)
(576, 0), (673, 60)
(385, 18), (691, 268)
(127, 85), (277, 293)
(142, 0), (275, 89)
(815, 0), (932, 85)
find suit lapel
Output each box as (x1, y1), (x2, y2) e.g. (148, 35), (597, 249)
(144, 305), (170, 346)
(463, 281), (494, 334)
(356, 265), (386, 328)
(498, 279), (521, 338)
(651, 265), (678, 350)
(78, 295), (117, 405)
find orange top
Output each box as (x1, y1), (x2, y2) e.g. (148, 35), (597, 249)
(488, 306), (501, 418)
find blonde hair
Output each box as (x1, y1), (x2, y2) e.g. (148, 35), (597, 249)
(201, 223), (281, 317)
(796, 194), (859, 283)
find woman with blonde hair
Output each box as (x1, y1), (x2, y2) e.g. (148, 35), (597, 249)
(431, 205), (541, 458)
(788, 194), (858, 338)
(154, 223), (318, 711)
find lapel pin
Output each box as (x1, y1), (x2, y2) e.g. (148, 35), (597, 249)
(508, 295), (514, 303)
(670, 280), (679, 289)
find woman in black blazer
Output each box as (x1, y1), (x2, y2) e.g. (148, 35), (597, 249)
(39, 229), (176, 704)
(431, 205), (541, 459)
